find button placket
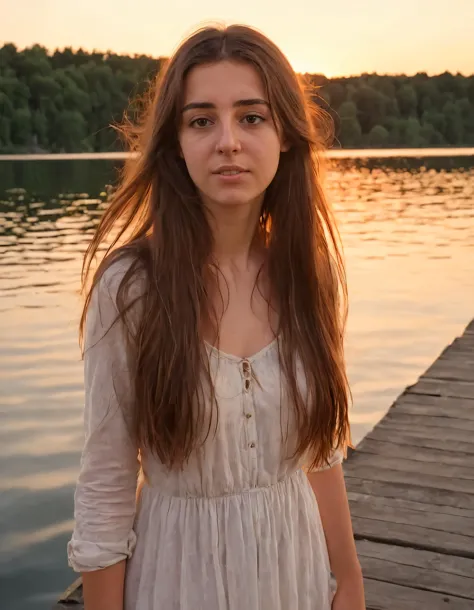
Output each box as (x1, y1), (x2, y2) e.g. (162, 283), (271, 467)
(241, 360), (258, 464)
(242, 359), (252, 393)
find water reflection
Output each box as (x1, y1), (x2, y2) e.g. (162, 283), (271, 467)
(1, 154), (474, 610)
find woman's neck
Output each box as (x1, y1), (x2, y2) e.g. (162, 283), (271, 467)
(206, 199), (264, 271)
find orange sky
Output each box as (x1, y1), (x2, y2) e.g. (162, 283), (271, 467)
(1, 0), (473, 77)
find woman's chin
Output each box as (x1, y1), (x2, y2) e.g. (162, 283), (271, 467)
(202, 190), (263, 209)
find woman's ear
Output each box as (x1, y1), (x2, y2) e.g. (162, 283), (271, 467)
(280, 139), (290, 153)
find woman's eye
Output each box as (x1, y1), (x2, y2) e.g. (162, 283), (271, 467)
(244, 114), (264, 125)
(190, 118), (211, 128)
(189, 115), (264, 128)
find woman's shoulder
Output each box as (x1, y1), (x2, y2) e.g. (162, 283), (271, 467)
(87, 251), (147, 336)
(99, 250), (147, 305)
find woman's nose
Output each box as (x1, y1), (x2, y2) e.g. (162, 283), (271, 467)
(215, 120), (242, 154)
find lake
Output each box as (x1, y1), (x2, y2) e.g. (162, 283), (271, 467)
(1, 150), (474, 609)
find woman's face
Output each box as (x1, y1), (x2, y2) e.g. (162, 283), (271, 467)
(178, 60), (287, 209)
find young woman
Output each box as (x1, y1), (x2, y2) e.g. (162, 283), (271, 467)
(67, 24), (365, 610)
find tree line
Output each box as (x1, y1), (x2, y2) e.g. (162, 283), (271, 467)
(1, 43), (473, 153)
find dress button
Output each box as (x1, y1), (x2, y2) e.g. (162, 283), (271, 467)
(245, 413), (252, 419)
(249, 442), (256, 448)
(242, 360), (251, 373)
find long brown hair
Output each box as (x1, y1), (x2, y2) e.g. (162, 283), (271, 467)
(81, 23), (351, 470)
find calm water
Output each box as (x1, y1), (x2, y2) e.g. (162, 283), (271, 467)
(1, 151), (474, 609)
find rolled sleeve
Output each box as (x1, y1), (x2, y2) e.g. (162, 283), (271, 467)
(68, 264), (140, 572)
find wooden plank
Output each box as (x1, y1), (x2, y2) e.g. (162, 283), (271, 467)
(423, 360), (474, 382)
(439, 346), (474, 361)
(345, 452), (474, 481)
(372, 421), (474, 446)
(348, 493), (474, 538)
(442, 335), (474, 347)
(396, 393), (474, 411)
(344, 464), (474, 495)
(348, 490), (474, 521)
(446, 330), (472, 342)
(456, 333), (474, 344)
(428, 342), (474, 362)
(345, 477), (474, 510)
(384, 411), (474, 432)
(411, 378), (474, 400)
(53, 578), (83, 609)
(364, 578), (474, 609)
(438, 354), (474, 367)
(355, 438), (474, 469)
(434, 334), (474, 347)
(435, 338), (474, 350)
(438, 351), (474, 366)
(356, 539), (474, 579)
(361, 555), (474, 600)
(368, 426), (474, 455)
(352, 515), (474, 557)
(390, 397), (474, 421)
(455, 327), (474, 339)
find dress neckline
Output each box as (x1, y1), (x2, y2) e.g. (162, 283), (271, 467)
(204, 335), (279, 363)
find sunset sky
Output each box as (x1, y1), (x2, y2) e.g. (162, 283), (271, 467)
(1, 0), (473, 77)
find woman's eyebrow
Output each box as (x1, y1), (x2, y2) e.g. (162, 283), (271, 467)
(181, 98), (269, 113)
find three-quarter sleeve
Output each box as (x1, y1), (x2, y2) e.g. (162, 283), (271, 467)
(315, 447), (344, 471)
(305, 446), (344, 473)
(67, 263), (140, 572)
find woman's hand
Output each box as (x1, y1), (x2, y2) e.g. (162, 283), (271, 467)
(331, 574), (366, 610)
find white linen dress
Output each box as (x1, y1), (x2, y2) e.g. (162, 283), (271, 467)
(67, 259), (342, 610)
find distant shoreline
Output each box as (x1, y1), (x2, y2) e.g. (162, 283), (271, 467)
(1, 147), (474, 162)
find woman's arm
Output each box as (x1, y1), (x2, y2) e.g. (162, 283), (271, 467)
(307, 463), (365, 609)
(82, 562), (127, 610)
(67, 263), (141, 610)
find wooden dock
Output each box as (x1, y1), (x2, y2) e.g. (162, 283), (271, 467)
(54, 319), (474, 609)
(348, 318), (474, 609)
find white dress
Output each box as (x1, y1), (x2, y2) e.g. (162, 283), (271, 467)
(67, 259), (342, 610)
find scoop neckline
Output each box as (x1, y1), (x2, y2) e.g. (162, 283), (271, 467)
(204, 335), (279, 363)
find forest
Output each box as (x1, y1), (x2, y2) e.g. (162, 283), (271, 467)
(1, 43), (474, 153)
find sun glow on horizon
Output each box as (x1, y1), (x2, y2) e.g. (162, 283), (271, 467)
(288, 56), (336, 78)
(0, 0), (473, 77)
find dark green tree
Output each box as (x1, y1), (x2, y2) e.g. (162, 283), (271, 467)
(396, 84), (418, 118)
(367, 124), (390, 147)
(11, 107), (32, 145)
(338, 101), (362, 147)
(352, 85), (387, 133)
(1, 43), (472, 152)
